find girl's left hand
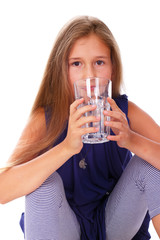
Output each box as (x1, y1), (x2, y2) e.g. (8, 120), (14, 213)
(104, 97), (132, 148)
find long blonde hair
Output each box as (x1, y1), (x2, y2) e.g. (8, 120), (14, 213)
(2, 16), (123, 171)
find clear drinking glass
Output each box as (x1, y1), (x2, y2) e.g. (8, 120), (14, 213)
(74, 77), (112, 144)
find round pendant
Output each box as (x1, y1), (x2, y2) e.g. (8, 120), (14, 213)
(79, 158), (87, 169)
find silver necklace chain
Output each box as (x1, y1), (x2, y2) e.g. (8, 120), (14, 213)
(79, 145), (92, 170)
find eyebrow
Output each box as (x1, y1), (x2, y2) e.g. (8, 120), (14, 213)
(68, 57), (81, 61)
(68, 56), (110, 60)
(95, 56), (110, 59)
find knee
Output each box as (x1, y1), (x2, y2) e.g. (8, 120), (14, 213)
(129, 155), (158, 192)
(125, 155), (147, 192)
(42, 171), (64, 195)
(25, 171), (65, 209)
(128, 155), (147, 174)
(25, 172), (66, 239)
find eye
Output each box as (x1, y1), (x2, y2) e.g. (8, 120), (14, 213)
(72, 61), (81, 67)
(96, 60), (104, 65)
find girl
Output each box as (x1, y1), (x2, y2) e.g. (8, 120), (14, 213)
(0, 16), (160, 240)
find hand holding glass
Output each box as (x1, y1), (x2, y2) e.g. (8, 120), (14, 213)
(74, 77), (112, 144)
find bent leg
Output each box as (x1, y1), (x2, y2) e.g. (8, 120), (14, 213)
(105, 155), (149, 240)
(144, 159), (160, 237)
(25, 171), (80, 240)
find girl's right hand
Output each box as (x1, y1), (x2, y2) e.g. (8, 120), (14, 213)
(63, 98), (99, 155)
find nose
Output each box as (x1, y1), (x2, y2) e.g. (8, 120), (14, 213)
(83, 64), (95, 79)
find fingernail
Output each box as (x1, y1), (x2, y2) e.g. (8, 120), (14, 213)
(104, 110), (109, 115)
(96, 116), (100, 120)
(91, 105), (96, 108)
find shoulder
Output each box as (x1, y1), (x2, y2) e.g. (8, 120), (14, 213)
(128, 100), (151, 128)
(128, 101), (141, 114)
(128, 101), (151, 122)
(128, 101), (160, 141)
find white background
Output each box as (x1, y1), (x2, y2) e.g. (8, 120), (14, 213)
(0, 0), (160, 239)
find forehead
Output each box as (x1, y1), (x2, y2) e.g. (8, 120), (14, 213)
(69, 34), (110, 57)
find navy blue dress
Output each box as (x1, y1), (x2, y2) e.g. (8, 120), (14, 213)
(20, 94), (150, 239)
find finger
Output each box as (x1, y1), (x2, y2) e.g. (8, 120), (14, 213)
(107, 97), (121, 112)
(70, 125), (99, 137)
(107, 135), (121, 141)
(105, 121), (124, 131)
(70, 98), (84, 115)
(104, 110), (127, 123)
(76, 115), (100, 128)
(73, 104), (97, 121)
(80, 126), (99, 135)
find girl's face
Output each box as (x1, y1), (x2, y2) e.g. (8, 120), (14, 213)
(68, 34), (113, 88)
